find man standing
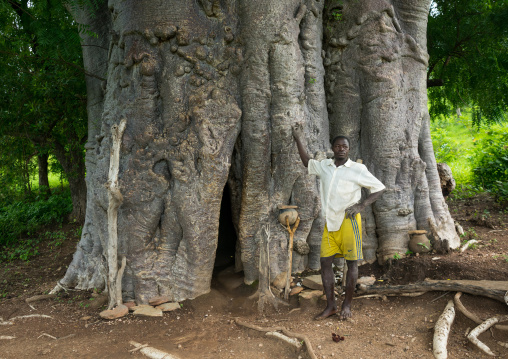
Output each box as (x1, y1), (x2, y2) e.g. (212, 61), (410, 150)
(292, 124), (385, 320)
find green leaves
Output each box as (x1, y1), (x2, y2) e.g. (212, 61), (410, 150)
(427, 0), (508, 124)
(0, 0), (87, 198)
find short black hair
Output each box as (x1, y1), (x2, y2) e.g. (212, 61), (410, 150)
(331, 135), (350, 147)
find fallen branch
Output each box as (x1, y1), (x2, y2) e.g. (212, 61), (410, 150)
(129, 341), (181, 359)
(266, 331), (302, 349)
(358, 279), (508, 303)
(234, 319), (317, 359)
(11, 314), (53, 321)
(433, 300), (455, 359)
(454, 292), (508, 331)
(467, 315), (508, 356)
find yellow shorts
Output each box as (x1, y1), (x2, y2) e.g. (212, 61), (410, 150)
(320, 214), (362, 261)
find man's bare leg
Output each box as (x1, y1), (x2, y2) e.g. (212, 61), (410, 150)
(314, 255), (338, 320)
(340, 260), (358, 320)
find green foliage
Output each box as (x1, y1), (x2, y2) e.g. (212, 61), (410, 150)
(427, 0), (508, 124)
(0, 0), (87, 204)
(393, 253), (401, 260)
(472, 127), (508, 201)
(417, 242), (429, 250)
(431, 110), (508, 202)
(0, 190), (72, 254)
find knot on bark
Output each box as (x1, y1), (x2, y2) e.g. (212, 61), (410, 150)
(294, 240), (310, 255)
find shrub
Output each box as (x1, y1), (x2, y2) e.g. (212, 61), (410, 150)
(0, 189), (72, 248)
(472, 129), (508, 201)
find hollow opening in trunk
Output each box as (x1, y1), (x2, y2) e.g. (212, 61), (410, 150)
(214, 183), (237, 270)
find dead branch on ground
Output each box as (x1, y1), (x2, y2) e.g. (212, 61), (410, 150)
(357, 279), (508, 303)
(234, 318), (317, 359)
(129, 341), (181, 359)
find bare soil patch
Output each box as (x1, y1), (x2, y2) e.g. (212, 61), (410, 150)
(1, 193), (507, 358)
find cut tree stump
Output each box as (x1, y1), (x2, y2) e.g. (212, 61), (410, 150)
(357, 280), (508, 303)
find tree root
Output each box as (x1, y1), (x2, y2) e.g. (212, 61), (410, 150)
(234, 319), (317, 359)
(49, 281), (72, 295)
(467, 315), (508, 356)
(266, 331), (302, 349)
(454, 292), (508, 331)
(433, 300), (455, 359)
(129, 341), (181, 359)
(26, 294), (57, 303)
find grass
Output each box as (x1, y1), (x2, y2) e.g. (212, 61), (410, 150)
(430, 109), (508, 187)
(29, 171), (68, 190)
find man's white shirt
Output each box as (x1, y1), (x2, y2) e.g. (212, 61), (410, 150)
(308, 158), (385, 232)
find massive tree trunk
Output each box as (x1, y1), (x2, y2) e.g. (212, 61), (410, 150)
(57, 0), (459, 303)
(323, 0), (458, 262)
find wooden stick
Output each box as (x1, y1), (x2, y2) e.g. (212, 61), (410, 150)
(234, 319), (317, 359)
(433, 300), (455, 359)
(284, 217), (300, 300)
(129, 341), (181, 359)
(467, 315), (508, 356)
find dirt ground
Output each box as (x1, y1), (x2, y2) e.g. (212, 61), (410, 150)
(1, 193), (508, 358)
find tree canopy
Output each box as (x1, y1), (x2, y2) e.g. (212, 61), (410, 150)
(427, 0), (508, 125)
(0, 0), (87, 216)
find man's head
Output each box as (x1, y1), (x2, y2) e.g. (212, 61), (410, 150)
(331, 136), (350, 161)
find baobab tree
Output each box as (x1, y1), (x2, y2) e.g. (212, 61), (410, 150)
(55, 0), (458, 305)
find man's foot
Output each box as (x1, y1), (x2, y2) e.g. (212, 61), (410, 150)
(339, 302), (352, 320)
(314, 306), (338, 321)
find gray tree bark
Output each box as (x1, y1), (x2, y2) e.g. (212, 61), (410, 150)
(323, 0), (458, 262)
(57, 0), (458, 303)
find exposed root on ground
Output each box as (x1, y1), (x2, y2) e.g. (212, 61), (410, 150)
(467, 315), (508, 356)
(454, 292), (508, 331)
(26, 294), (57, 303)
(234, 318), (317, 359)
(433, 300), (455, 359)
(129, 341), (181, 359)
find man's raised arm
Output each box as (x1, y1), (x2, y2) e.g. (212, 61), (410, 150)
(292, 123), (310, 167)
